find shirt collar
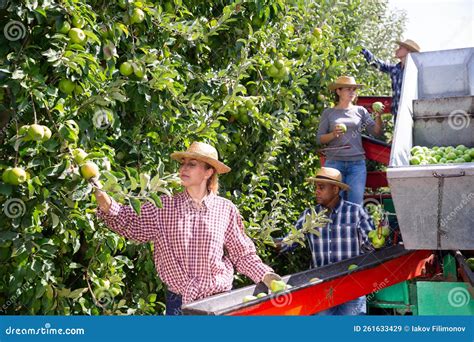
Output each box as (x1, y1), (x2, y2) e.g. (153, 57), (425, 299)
(183, 190), (215, 210)
(316, 197), (344, 215)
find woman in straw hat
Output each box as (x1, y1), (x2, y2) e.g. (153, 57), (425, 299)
(361, 39), (421, 119)
(317, 76), (383, 205)
(93, 141), (281, 315)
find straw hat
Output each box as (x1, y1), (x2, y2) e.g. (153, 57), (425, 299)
(307, 167), (350, 191)
(396, 39), (420, 53)
(171, 142), (231, 174)
(328, 76), (364, 91)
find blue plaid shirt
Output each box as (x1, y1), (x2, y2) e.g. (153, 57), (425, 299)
(362, 48), (403, 118)
(282, 199), (374, 268)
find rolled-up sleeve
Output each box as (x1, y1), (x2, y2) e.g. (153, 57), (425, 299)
(97, 199), (161, 243)
(224, 206), (273, 283)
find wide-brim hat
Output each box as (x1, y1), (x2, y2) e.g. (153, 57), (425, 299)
(307, 167), (350, 191)
(171, 142), (231, 174)
(396, 39), (420, 53)
(329, 76), (364, 91)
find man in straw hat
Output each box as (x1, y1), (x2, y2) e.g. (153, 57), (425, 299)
(277, 167), (375, 315)
(93, 141), (281, 315)
(361, 39), (421, 119)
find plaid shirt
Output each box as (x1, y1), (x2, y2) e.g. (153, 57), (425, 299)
(97, 191), (272, 303)
(362, 48), (403, 118)
(282, 199), (374, 267)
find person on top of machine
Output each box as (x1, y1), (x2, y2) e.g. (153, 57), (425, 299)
(361, 39), (421, 120)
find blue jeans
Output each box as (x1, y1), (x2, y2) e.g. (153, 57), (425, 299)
(165, 290), (183, 316)
(316, 296), (367, 315)
(324, 159), (367, 205)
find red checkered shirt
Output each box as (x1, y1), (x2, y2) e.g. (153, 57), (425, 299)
(97, 191), (272, 303)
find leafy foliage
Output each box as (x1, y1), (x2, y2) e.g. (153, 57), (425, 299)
(0, 0), (404, 314)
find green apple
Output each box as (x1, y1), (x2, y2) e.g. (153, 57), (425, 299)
(56, 20), (71, 34)
(371, 235), (385, 249)
(59, 79), (76, 95)
(372, 101), (385, 113)
(9, 167), (27, 185)
(119, 61), (134, 76)
(72, 16), (85, 28)
(274, 59), (285, 69)
(242, 295), (257, 303)
(446, 152), (457, 160)
(133, 63), (146, 78)
(28, 124), (45, 141)
(80, 161), (99, 180)
(130, 8), (145, 24)
(117, 0), (128, 9)
(74, 84), (84, 95)
(276, 66), (289, 80)
(270, 280), (286, 293)
(267, 65), (279, 78)
(381, 226), (390, 237)
(72, 148), (88, 164)
(467, 258), (474, 271)
(42, 126), (52, 141)
(296, 44), (306, 55)
(256, 293), (267, 298)
(411, 146), (423, 155)
(368, 230), (376, 239)
(348, 264), (358, 271)
(336, 123), (347, 133)
(69, 28), (86, 45)
(312, 27), (322, 38)
(2, 169), (12, 184)
(410, 156), (421, 165)
(18, 125), (30, 137)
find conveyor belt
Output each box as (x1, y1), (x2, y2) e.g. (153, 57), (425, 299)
(182, 245), (432, 315)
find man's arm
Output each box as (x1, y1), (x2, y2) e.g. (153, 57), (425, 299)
(361, 48), (395, 74)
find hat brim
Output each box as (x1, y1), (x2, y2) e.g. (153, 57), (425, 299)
(329, 83), (364, 91)
(170, 151), (231, 174)
(396, 41), (420, 53)
(307, 177), (350, 191)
